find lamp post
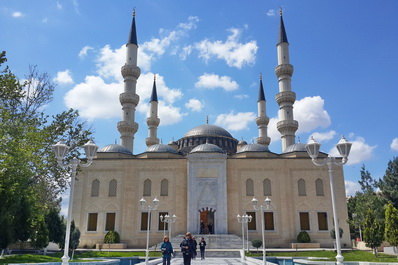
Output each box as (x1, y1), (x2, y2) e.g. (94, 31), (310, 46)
(139, 197), (160, 265)
(252, 197), (271, 265)
(306, 136), (352, 265)
(160, 214), (177, 238)
(237, 214), (252, 260)
(246, 215), (252, 252)
(53, 140), (98, 265)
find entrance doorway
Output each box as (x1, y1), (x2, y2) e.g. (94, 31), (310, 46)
(199, 209), (215, 234)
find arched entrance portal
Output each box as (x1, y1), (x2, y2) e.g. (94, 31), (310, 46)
(199, 208), (215, 234)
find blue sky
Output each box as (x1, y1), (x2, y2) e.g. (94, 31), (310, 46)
(2, 0), (398, 213)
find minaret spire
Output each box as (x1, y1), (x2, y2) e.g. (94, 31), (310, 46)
(118, 10), (141, 153)
(256, 73), (271, 147)
(275, 10), (298, 152)
(145, 74), (160, 147)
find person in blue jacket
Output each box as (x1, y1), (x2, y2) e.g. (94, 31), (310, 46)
(160, 235), (174, 265)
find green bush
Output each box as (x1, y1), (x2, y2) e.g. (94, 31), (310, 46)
(297, 230), (311, 243)
(251, 239), (262, 252)
(104, 231), (120, 244)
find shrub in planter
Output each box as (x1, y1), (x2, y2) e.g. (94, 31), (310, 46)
(297, 230), (311, 243)
(104, 231), (120, 244)
(251, 239), (262, 253)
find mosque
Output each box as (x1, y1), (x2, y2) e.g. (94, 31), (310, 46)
(72, 10), (351, 248)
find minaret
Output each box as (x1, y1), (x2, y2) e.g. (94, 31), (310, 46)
(118, 9), (141, 153)
(145, 75), (160, 147)
(275, 8), (298, 152)
(256, 73), (271, 147)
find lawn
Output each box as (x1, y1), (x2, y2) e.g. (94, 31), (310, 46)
(0, 251), (161, 264)
(248, 250), (398, 263)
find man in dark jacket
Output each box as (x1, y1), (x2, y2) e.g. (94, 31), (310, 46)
(180, 232), (195, 265)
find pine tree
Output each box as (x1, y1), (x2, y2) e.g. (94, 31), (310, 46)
(378, 157), (398, 209)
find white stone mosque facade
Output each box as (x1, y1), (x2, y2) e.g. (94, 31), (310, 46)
(72, 10), (351, 248)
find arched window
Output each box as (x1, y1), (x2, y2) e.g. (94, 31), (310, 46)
(143, 179), (151, 196)
(315, 178), (324, 196)
(263, 178), (272, 196)
(108, 179), (117, 197)
(246, 179), (254, 196)
(91, 179), (100, 197)
(160, 179), (169, 196)
(298, 178), (307, 196)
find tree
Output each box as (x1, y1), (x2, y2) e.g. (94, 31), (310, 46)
(30, 218), (49, 251)
(251, 239), (262, 253)
(0, 51), (92, 252)
(363, 208), (384, 256)
(385, 202), (398, 257)
(45, 207), (65, 246)
(70, 225), (80, 260)
(378, 157), (398, 209)
(297, 231), (311, 243)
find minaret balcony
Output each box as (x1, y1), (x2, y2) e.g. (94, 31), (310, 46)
(120, 92), (140, 106)
(146, 117), (160, 126)
(117, 121), (138, 135)
(274, 64), (294, 77)
(277, 120), (298, 134)
(257, 136), (271, 146)
(256, 116), (269, 125)
(275, 91), (296, 105)
(121, 64), (141, 78)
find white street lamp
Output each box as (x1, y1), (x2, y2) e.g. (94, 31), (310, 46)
(252, 197), (271, 265)
(246, 215), (252, 253)
(160, 214), (177, 239)
(53, 140), (98, 265)
(306, 136), (352, 265)
(237, 214), (252, 261)
(139, 197), (160, 265)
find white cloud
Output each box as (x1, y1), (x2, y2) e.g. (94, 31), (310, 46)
(178, 16), (199, 30)
(329, 135), (377, 165)
(185, 98), (204, 112)
(234, 94), (249, 100)
(195, 73), (239, 91)
(294, 96), (331, 133)
(391, 138), (398, 151)
(308, 130), (337, 143)
(56, 1), (63, 9)
(180, 45), (193, 60)
(12, 11), (23, 18)
(195, 27), (258, 68)
(96, 45), (125, 80)
(79, 46), (94, 59)
(345, 180), (361, 197)
(215, 111), (256, 131)
(54, 69), (74, 85)
(73, 0), (80, 14)
(268, 117), (280, 143)
(267, 9), (275, 16)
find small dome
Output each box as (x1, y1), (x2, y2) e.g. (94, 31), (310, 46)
(190, 143), (225, 154)
(98, 144), (132, 154)
(183, 124), (233, 138)
(284, 142), (307, 153)
(146, 144), (178, 154)
(237, 143), (269, 153)
(238, 140), (247, 145)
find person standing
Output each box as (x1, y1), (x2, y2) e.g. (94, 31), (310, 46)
(192, 236), (197, 259)
(160, 235), (173, 265)
(199, 237), (207, 260)
(180, 232), (195, 265)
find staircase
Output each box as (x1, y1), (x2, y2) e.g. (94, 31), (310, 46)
(167, 234), (245, 257)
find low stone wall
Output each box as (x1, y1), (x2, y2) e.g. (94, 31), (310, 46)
(95, 243), (127, 249)
(291, 243), (321, 249)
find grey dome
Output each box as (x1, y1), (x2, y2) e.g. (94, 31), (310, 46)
(238, 140), (247, 145)
(190, 143), (224, 154)
(183, 124), (233, 138)
(146, 144), (178, 154)
(98, 144), (132, 154)
(237, 143), (269, 153)
(284, 142), (307, 153)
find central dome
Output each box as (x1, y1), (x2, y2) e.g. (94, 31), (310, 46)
(177, 124), (238, 155)
(183, 124), (233, 138)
